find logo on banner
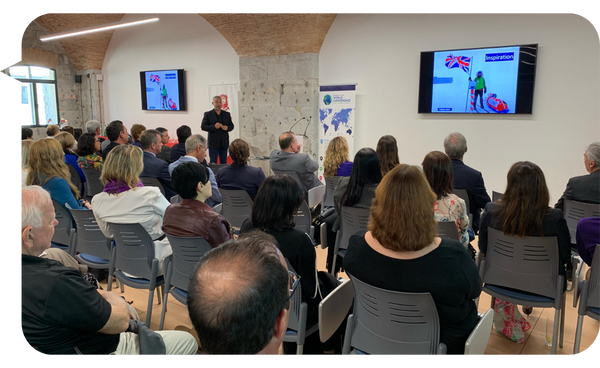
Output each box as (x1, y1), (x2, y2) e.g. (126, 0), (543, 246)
(323, 94), (332, 106)
(220, 94), (230, 111)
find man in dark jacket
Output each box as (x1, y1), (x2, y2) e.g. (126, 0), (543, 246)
(201, 96), (234, 164)
(555, 142), (600, 211)
(444, 132), (491, 233)
(140, 129), (177, 200)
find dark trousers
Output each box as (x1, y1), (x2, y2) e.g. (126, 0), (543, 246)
(209, 148), (228, 164)
(474, 89), (484, 108)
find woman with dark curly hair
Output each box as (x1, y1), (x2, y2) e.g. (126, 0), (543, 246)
(216, 138), (265, 200)
(76, 133), (103, 172)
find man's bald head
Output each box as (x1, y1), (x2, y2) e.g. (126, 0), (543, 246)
(279, 132), (295, 151)
(187, 231), (289, 354)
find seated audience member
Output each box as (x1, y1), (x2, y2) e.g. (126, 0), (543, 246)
(344, 164), (481, 354)
(22, 127), (34, 140)
(324, 148), (381, 274)
(156, 127), (172, 163)
(22, 140), (34, 187)
(376, 135), (400, 177)
(46, 124), (60, 137)
(216, 139), (266, 200)
(26, 138), (90, 210)
(555, 142), (600, 210)
(479, 161), (571, 289)
(56, 132), (86, 190)
(163, 162), (232, 248)
(102, 120), (129, 160)
(422, 151), (470, 248)
(85, 119), (102, 137)
(130, 123), (146, 149)
(76, 133), (103, 173)
(92, 144), (172, 274)
(240, 175), (339, 353)
(140, 129), (177, 200)
(187, 232), (290, 354)
(21, 186), (198, 355)
(444, 132), (491, 233)
(323, 136), (353, 177)
(170, 125), (191, 162)
(576, 217), (600, 266)
(169, 134), (222, 207)
(270, 132), (322, 192)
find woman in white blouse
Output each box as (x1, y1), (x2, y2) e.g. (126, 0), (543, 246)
(422, 151), (470, 247)
(92, 144), (172, 274)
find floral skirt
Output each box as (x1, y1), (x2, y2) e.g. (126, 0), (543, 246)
(493, 299), (531, 343)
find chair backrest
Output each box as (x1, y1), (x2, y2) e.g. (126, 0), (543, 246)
(338, 206), (371, 252)
(319, 278), (355, 343)
(346, 273), (442, 354)
(108, 222), (156, 279)
(453, 188), (471, 215)
(68, 207), (111, 260)
(482, 227), (560, 299)
(323, 176), (341, 208)
(209, 164), (228, 175)
(293, 201), (312, 236)
(583, 245), (600, 310)
(492, 191), (503, 203)
(140, 177), (166, 196)
(81, 168), (104, 199)
(165, 235), (213, 292)
(563, 200), (600, 242)
(286, 261), (305, 333)
(437, 221), (460, 241)
(220, 189), (253, 228)
(272, 170), (305, 192)
(308, 184), (326, 208)
(68, 164), (82, 195)
(170, 195), (182, 204)
(51, 200), (74, 247)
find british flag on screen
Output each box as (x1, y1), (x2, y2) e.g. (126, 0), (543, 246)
(149, 74), (160, 84)
(445, 54), (471, 74)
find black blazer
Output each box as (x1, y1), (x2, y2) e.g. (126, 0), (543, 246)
(555, 170), (600, 211)
(201, 110), (234, 150)
(140, 151), (177, 199)
(451, 159), (491, 231)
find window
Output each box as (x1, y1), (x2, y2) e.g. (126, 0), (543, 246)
(8, 65), (60, 126)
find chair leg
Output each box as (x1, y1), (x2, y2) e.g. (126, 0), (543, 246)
(296, 343), (304, 355)
(146, 288), (154, 326)
(551, 307), (560, 354)
(120, 282), (125, 293)
(490, 296), (496, 309)
(159, 291), (168, 331)
(559, 293), (566, 348)
(157, 285), (162, 305)
(573, 315), (584, 354)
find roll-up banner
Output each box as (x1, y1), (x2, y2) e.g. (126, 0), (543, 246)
(318, 85), (356, 182)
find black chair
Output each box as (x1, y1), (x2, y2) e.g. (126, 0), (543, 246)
(140, 176), (166, 196)
(294, 200), (314, 239)
(437, 221), (460, 241)
(170, 195), (182, 204)
(453, 188), (473, 225)
(51, 200), (76, 256)
(331, 206), (370, 276)
(492, 191), (503, 202)
(68, 164), (83, 197)
(81, 168), (104, 200)
(322, 176), (341, 209)
(209, 164), (228, 176)
(220, 189), (253, 229)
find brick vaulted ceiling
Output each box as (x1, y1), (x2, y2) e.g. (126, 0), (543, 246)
(29, 14), (337, 70)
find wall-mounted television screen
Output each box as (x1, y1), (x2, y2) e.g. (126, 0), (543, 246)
(418, 44), (537, 114)
(140, 69), (187, 111)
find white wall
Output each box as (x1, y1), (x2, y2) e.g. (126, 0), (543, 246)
(103, 14), (240, 142)
(319, 14), (600, 204)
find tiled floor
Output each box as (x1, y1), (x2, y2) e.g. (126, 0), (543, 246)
(102, 237), (599, 355)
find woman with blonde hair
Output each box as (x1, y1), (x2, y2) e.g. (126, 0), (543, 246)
(22, 140), (34, 187)
(344, 164), (481, 354)
(56, 131), (86, 191)
(91, 144), (172, 274)
(323, 136), (352, 177)
(376, 135), (400, 176)
(26, 138), (90, 210)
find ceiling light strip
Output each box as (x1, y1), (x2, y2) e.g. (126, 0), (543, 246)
(40, 17), (159, 42)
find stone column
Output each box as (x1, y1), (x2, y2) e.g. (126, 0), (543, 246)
(239, 53), (319, 175)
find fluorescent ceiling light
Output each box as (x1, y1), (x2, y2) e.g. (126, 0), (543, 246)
(40, 17), (159, 42)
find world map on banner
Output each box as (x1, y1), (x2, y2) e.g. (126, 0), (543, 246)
(320, 108), (354, 135)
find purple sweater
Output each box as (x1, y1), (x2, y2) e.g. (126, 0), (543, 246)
(576, 217), (600, 266)
(337, 161), (353, 177)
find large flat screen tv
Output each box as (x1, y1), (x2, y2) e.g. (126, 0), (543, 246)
(418, 44), (538, 114)
(140, 69), (187, 111)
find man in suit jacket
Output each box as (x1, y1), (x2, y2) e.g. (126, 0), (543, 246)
(201, 96), (234, 165)
(555, 142), (600, 211)
(270, 132), (322, 193)
(444, 132), (491, 233)
(140, 129), (177, 200)
(156, 127), (172, 163)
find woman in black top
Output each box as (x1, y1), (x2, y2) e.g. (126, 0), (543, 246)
(344, 164), (481, 354)
(478, 161), (571, 290)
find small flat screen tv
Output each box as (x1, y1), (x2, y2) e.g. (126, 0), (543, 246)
(140, 69), (187, 111)
(418, 44), (538, 114)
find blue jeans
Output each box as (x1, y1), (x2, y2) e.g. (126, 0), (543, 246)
(209, 148), (228, 164)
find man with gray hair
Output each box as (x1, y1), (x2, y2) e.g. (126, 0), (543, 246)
(168, 134), (222, 208)
(86, 120), (106, 151)
(443, 132), (491, 233)
(555, 142), (600, 211)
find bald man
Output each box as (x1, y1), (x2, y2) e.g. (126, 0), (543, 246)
(187, 231), (291, 354)
(270, 132), (322, 192)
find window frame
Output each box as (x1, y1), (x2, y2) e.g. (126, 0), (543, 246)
(7, 65), (61, 127)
